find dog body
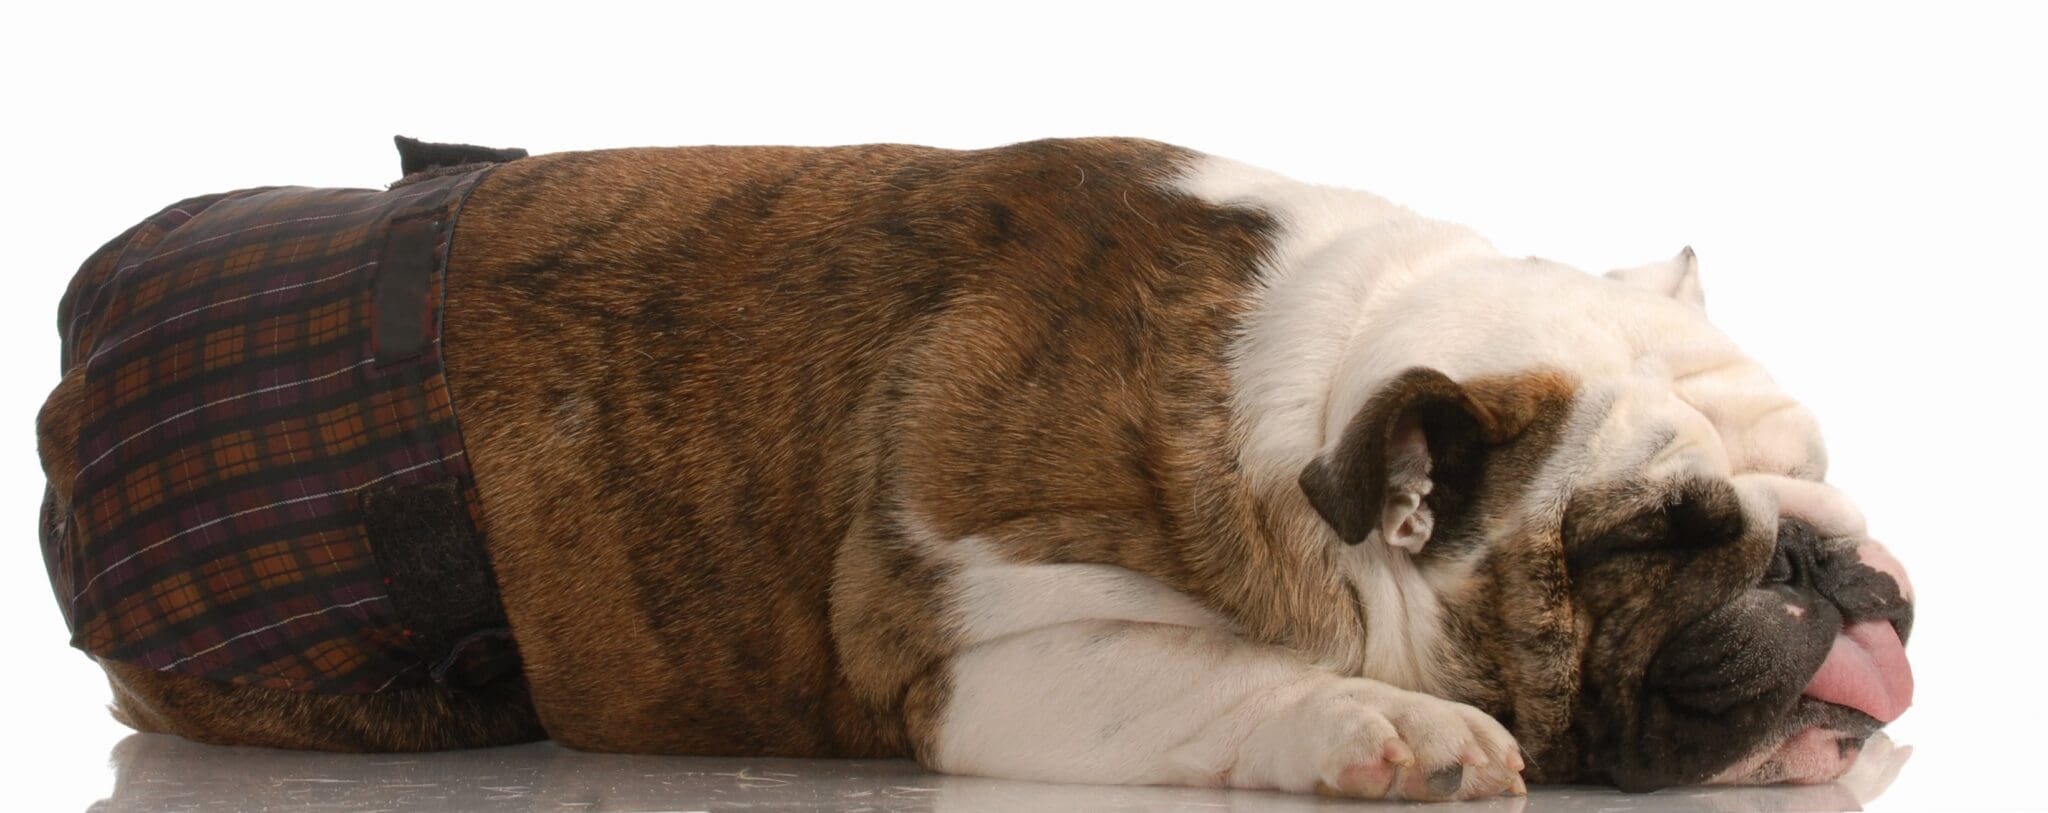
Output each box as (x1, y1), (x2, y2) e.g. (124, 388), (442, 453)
(39, 139), (1913, 799)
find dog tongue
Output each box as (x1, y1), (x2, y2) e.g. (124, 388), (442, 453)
(1803, 619), (1913, 723)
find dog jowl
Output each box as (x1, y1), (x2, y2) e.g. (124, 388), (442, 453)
(36, 137), (1911, 799)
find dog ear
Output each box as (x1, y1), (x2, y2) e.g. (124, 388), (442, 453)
(1298, 368), (1495, 549)
(1606, 246), (1705, 309)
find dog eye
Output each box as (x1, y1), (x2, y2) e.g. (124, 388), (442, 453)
(1763, 546), (1796, 585)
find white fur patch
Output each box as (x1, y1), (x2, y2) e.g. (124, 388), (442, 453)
(907, 507), (1275, 786)
(945, 537), (1233, 647)
(1174, 158), (1495, 498)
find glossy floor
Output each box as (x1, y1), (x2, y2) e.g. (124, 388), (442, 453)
(82, 732), (1910, 813)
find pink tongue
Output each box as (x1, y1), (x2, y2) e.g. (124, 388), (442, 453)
(1802, 620), (1914, 723)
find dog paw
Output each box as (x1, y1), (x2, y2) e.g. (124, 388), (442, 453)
(1253, 678), (1526, 801)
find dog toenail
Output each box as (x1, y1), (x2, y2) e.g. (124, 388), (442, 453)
(1427, 764), (1464, 797)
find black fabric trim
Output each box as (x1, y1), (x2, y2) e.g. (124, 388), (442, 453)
(359, 479), (512, 684)
(373, 215), (440, 363)
(393, 136), (528, 177)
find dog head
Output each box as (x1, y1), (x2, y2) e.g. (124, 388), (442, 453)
(1297, 250), (1914, 790)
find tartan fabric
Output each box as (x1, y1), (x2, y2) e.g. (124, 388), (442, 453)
(45, 168), (504, 694)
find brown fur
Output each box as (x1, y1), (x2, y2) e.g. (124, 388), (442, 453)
(1442, 371), (1586, 782)
(101, 659), (542, 751)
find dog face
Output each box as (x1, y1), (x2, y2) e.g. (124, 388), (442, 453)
(1299, 251), (1915, 789)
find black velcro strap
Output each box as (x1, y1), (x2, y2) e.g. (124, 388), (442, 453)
(360, 479), (514, 685)
(372, 214), (440, 364)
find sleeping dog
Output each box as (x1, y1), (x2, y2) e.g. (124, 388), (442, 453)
(38, 138), (1914, 800)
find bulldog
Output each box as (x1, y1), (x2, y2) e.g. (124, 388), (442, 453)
(37, 137), (1915, 800)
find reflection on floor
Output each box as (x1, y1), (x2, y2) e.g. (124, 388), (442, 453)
(89, 731), (1908, 812)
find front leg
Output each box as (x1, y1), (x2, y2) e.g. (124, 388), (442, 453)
(919, 617), (1527, 801)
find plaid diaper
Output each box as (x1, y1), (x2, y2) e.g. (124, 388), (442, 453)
(42, 161), (515, 694)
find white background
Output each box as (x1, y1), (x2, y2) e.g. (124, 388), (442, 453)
(2, 3), (2042, 810)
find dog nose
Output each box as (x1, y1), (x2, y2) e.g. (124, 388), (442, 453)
(1854, 539), (1913, 604)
